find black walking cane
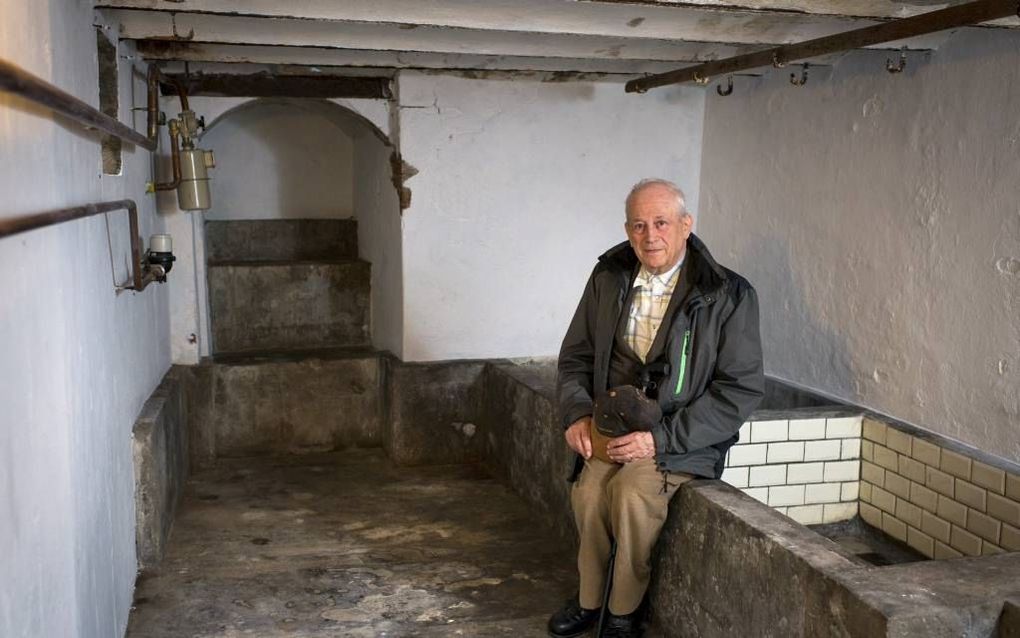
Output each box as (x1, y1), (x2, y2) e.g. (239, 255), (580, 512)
(594, 538), (618, 638)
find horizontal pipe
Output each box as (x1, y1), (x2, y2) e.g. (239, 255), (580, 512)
(0, 57), (157, 150)
(626, 0), (1020, 93)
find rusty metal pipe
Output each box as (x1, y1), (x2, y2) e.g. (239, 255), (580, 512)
(0, 57), (156, 150)
(154, 119), (182, 191)
(626, 0), (1020, 93)
(0, 199), (159, 291)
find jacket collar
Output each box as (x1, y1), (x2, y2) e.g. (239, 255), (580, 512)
(598, 233), (728, 298)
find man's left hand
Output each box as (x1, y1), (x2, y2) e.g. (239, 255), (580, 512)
(606, 431), (656, 464)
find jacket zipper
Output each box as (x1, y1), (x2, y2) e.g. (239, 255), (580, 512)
(674, 329), (691, 396)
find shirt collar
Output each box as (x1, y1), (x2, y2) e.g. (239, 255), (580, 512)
(633, 253), (684, 290)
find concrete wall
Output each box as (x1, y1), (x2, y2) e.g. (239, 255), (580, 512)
(396, 71), (705, 361)
(0, 6), (170, 638)
(698, 29), (1020, 463)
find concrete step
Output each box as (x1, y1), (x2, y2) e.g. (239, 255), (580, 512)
(205, 219), (358, 262)
(208, 259), (370, 353)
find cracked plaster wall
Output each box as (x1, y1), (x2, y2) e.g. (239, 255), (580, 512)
(1, 5), (170, 638)
(396, 71), (705, 361)
(699, 29), (1020, 462)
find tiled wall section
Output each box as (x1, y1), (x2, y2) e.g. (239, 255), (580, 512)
(721, 416), (862, 525)
(858, 418), (1020, 560)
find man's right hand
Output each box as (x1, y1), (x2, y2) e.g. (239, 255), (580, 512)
(565, 416), (593, 459)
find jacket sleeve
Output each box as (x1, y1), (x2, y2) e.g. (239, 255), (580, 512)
(651, 282), (765, 454)
(557, 268), (600, 430)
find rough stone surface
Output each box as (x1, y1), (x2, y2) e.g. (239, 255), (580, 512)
(125, 451), (575, 637)
(177, 352), (382, 467)
(132, 370), (189, 571)
(1000, 599), (1020, 638)
(384, 358), (488, 466)
(205, 219), (358, 263)
(208, 259), (370, 353)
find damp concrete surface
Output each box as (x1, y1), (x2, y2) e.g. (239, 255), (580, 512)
(126, 450), (576, 637)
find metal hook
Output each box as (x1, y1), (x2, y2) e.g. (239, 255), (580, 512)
(789, 64), (809, 86)
(771, 51), (786, 68)
(886, 48), (907, 74)
(716, 76), (734, 96)
(693, 71), (711, 85)
(170, 13), (195, 41)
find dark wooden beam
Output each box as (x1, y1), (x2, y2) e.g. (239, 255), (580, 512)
(159, 72), (392, 99)
(626, 0), (1020, 92)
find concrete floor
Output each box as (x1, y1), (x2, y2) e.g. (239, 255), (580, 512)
(126, 450), (576, 637)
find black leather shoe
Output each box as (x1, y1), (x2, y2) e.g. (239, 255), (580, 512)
(548, 596), (600, 637)
(602, 611), (643, 638)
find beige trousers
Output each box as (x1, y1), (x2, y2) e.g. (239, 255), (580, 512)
(571, 457), (693, 615)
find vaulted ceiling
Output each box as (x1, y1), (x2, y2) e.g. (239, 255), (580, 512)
(95, 1), (1019, 79)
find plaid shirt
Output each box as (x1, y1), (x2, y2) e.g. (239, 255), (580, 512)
(624, 256), (684, 363)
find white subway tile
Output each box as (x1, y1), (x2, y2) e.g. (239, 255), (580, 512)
(749, 465), (787, 487)
(841, 482), (860, 502)
(805, 482), (842, 504)
(824, 460), (861, 482)
(826, 416), (863, 439)
(751, 419), (789, 443)
(769, 485), (806, 507)
(727, 444), (767, 467)
(773, 506), (788, 515)
(823, 502), (859, 523)
(788, 418), (827, 440)
(722, 467), (750, 488)
(841, 439), (862, 460)
(788, 504), (824, 525)
(738, 422), (751, 442)
(787, 462), (825, 484)
(767, 441), (805, 464)
(743, 487), (769, 504)
(804, 440), (842, 462)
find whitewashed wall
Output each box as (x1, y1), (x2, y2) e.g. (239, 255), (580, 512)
(699, 29), (1020, 463)
(0, 7), (170, 638)
(396, 72), (705, 361)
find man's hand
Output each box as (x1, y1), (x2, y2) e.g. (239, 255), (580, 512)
(565, 416), (593, 459)
(607, 431), (656, 464)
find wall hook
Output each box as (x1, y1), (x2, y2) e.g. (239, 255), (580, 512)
(170, 13), (195, 41)
(790, 64), (809, 86)
(886, 48), (907, 74)
(716, 76), (734, 96)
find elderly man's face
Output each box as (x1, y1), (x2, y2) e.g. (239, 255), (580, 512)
(625, 185), (693, 274)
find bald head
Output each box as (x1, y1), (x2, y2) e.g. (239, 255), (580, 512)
(624, 178), (694, 274)
(625, 178), (688, 221)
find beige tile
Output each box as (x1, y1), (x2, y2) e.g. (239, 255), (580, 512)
(987, 493), (1020, 528)
(823, 502), (858, 523)
(896, 500), (922, 529)
(937, 495), (967, 527)
(860, 502), (883, 529)
(862, 440), (874, 462)
(907, 526), (935, 558)
(972, 461), (1006, 495)
(841, 482), (859, 502)
(934, 540), (963, 560)
(950, 525), (982, 556)
(885, 472), (910, 500)
(1001, 523), (1020, 552)
(926, 466), (954, 498)
(886, 428), (912, 455)
(861, 461), (885, 488)
(911, 437), (941, 467)
(872, 486), (897, 514)
(909, 481), (938, 513)
(874, 445), (899, 472)
(921, 510), (951, 544)
(883, 513), (908, 543)
(1007, 473), (1020, 501)
(860, 481), (874, 504)
(862, 418), (887, 445)
(940, 449), (972, 480)
(954, 479), (987, 512)
(898, 455), (926, 484)
(982, 542), (1005, 556)
(966, 509), (1001, 544)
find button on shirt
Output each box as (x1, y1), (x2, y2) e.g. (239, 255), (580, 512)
(624, 256), (684, 363)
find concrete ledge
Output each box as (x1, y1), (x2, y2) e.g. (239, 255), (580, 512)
(205, 219), (358, 262)
(132, 370), (188, 570)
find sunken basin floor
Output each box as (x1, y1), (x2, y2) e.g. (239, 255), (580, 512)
(126, 450), (576, 637)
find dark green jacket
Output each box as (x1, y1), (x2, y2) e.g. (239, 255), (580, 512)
(557, 234), (765, 479)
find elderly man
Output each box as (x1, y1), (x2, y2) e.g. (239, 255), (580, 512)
(549, 179), (764, 638)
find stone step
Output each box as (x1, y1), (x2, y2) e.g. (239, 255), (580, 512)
(208, 259), (370, 354)
(205, 219), (358, 262)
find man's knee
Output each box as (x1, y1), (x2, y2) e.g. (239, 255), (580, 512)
(606, 473), (669, 525)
